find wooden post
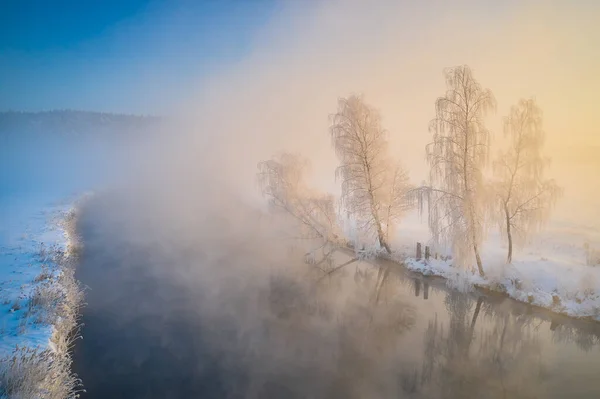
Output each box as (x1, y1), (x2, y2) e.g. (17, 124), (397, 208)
(416, 242), (422, 260)
(414, 279), (421, 297)
(423, 282), (429, 300)
(425, 246), (430, 260)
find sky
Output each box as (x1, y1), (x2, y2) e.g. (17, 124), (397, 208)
(1, 0), (599, 221)
(1, 1), (598, 140)
(0, 0), (278, 113)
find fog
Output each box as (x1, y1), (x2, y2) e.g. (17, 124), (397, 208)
(27, 1), (599, 397)
(118, 0), (597, 228)
(4, 1), (590, 231)
(75, 171), (600, 398)
(74, 156), (424, 397)
(74, 170), (600, 398)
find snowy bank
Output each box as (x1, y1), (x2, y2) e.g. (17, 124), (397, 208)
(0, 199), (85, 399)
(387, 211), (600, 322)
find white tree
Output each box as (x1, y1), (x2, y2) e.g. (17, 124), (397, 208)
(493, 99), (561, 263)
(330, 95), (411, 254)
(425, 66), (496, 276)
(257, 152), (349, 273)
(257, 153), (341, 244)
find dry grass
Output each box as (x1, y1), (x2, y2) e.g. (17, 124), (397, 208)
(33, 266), (53, 283)
(0, 206), (86, 399)
(0, 346), (83, 399)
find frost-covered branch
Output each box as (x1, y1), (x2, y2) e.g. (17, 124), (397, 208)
(257, 152), (351, 277)
(257, 153), (342, 246)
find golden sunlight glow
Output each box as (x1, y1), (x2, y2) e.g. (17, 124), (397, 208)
(181, 0), (599, 227)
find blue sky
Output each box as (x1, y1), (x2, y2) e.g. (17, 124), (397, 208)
(0, 0), (277, 114)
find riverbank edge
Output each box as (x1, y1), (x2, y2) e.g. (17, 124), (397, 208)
(0, 202), (86, 399)
(360, 247), (600, 325)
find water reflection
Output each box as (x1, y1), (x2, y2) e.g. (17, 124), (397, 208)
(413, 279), (430, 300)
(227, 263), (420, 398)
(207, 256), (600, 398)
(406, 295), (545, 398)
(551, 321), (600, 352)
(74, 201), (600, 398)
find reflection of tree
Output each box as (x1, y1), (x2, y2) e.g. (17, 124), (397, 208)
(475, 314), (544, 398)
(410, 293), (545, 398)
(551, 322), (600, 352)
(241, 264), (418, 399)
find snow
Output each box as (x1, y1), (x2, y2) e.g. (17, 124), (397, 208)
(0, 197), (75, 356)
(391, 210), (600, 321)
(0, 113), (158, 366)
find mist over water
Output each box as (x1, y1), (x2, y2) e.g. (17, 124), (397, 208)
(73, 176), (600, 398)
(67, 2), (600, 395)
(2, 0), (598, 397)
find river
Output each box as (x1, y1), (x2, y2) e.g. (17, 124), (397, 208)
(72, 193), (600, 399)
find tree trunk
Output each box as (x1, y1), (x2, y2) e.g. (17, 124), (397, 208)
(379, 236), (391, 254)
(473, 245), (484, 276)
(467, 200), (484, 276)
(504, 204), (513, 264)
(473, 241), (484, 277)
(375, 218), (391, 254)
(365, 157), (391, 255)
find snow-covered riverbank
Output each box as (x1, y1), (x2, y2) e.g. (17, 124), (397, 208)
(0, 196), (84, 398)
(388, 212), (600, 322)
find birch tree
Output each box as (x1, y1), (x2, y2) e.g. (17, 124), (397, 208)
(493, 99), (561, 263)
(330, 95), (411, 254)
(257, 153), (349, 272)
(425, 66), (496, 276)
(257, 153), (341, 244)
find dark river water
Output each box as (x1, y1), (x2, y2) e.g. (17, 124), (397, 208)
(72, 193), (600, 399)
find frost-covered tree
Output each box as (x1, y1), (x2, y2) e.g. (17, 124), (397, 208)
(425, 66), (496, 276)
(330, 95), (411, 254)
(257, 153), (341, 245)
(382, 164), (413, 245)
(493, 99), (561, 263)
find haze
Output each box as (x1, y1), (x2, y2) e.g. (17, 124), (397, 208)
(3, 1), (600, 398)
(165, 0), (599, 228)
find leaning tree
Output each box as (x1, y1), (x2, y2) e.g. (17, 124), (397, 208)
(257, 152), (348, 271)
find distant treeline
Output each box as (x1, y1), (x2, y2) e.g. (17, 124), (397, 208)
(0, 110), (162, 136)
